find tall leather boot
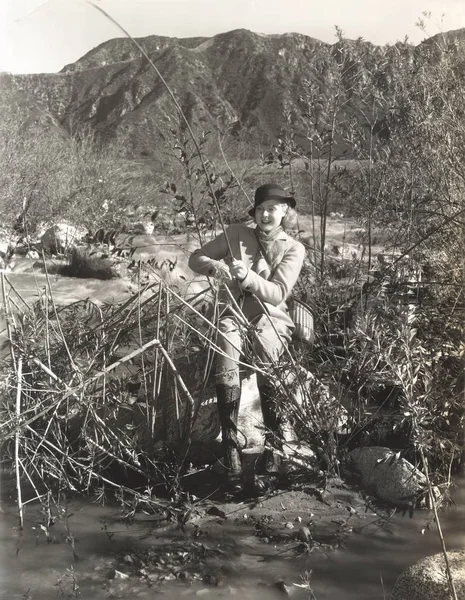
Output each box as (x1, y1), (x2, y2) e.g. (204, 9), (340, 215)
(257, 383), (284, 477)
(216, 384), (243, 492)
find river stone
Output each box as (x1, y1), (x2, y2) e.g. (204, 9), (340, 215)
(188, 368), (336, 467)
(392, 549), (465, 600)
(191, 365), (339, 449)
(347, 446), (427, 506)
(41, 223), (87, 254)
(192, 374), (294, 448)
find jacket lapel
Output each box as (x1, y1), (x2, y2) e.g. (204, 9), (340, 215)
(239, 228), (259, 268)
(268, 232), (290, 272)
(255, 230), (290, 278)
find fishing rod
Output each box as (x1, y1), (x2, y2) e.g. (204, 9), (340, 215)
(88, 2), (235, 258)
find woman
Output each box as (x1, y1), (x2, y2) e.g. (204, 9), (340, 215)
(188, 183), (305, 492)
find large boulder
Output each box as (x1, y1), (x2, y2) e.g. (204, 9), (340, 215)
(40, 223), (87, 254)
(190, 373), (318, 471)
(0, 228), (18, 269)
(192, 374), (290, 448)
(191, 367), (340, 450)
(347, 446), (427, 506)
(392, 549), (465, 600)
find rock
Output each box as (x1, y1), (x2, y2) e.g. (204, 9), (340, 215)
(392, 549), (465, 600)
(128, 221), (154, 235)
(191, 374), (298, 448)
(191, 375), (265, 448)
(347, 447), (427, 506)
(188, 364), (340, 466)
(297, 526), (312, 542)
(111, 569), (130, 580)
(40, 223), (87, 254)
(0, 228), (19, 267)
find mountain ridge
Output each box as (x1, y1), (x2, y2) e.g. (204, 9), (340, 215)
(2, 27), (465, 162)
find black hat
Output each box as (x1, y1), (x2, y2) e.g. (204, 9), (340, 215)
(248, 183), (296, 216)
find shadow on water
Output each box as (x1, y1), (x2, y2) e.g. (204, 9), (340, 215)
(1, 474), (464, 600)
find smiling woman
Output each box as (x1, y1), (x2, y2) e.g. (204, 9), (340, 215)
(188, 183), (305, 495)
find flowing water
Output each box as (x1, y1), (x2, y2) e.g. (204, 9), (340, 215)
(0, 476), (464, 600)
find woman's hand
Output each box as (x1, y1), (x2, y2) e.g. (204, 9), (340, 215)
(229, 259), (248, 282)
(214, 264), (232, 281)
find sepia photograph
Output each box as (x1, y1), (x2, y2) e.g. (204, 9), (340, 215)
(1, 1), (465, 598)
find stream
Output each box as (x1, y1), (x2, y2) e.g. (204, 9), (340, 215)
(1, 475), (464, 600)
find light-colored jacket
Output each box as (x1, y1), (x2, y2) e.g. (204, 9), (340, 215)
(188, 224), (305, 330)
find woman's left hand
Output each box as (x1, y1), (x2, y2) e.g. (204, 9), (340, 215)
(229, 259), (248, 282)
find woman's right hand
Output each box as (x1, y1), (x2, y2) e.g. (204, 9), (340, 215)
(215, 264), (232, 281)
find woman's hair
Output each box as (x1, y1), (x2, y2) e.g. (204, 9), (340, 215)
(282, 206), (298, 231)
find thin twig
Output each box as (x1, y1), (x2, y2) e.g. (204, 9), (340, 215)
(15, 357), (24, 529)
(420, 450), (458, 600)
(41, 251), (80, 376)
(1, 272), (17, 371)
(88, 1), (235, 257)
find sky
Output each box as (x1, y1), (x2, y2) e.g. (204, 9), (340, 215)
(1, 0), (465, 74)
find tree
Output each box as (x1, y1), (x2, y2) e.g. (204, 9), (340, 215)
(0, 107), (161, 236)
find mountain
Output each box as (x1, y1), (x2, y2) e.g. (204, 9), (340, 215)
(1, 28), (463, 162)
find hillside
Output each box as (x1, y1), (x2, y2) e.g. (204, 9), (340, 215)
(0, 29), (423, 161)
(1, 27), (464, 166)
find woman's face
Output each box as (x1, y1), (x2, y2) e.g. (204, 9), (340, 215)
(254, 200), (288, 232)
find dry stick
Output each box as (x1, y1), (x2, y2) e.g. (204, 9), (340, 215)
(3, 294), (23, 317)
(85, 438), (148, 478)
(86, 280), (160, 342)
(249, 297), (336, 467)
(217, 130), (253, 207)
(32, 357), (74, 389)
(1, 337), (175, 440)
(181, 281), (323, 452)
(221, 284), (250, 327)
(162, 289), (170, 440)
(44, 292), (52, 378)
(172, 313), (268, 376)
(107, 287), (148, 357)
(163, 292), (193, 448)
(41, 251), (80, 377)
(392, 206), (465, 267)
(89, 2), (263, 457)
(160, 283), (267, 376)
(420, 450), (458, 600)
(25, 426), (174, 513)
(1, 272), (17, 372)
(151, 280), (163, 437)
(136, 265), (150, 427)
(88, 1), (234, 257)
(253, 295), (325, 420)
(18, 457), (44, 507)
(15, 357), (24, 529)
(2, 274), (30, 311)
